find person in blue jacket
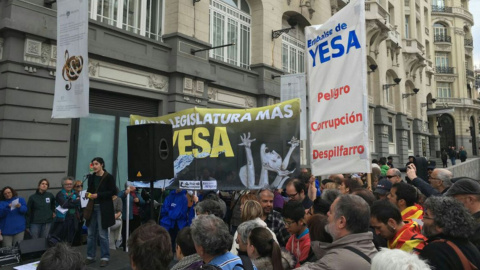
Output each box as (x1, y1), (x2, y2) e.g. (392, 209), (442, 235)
(160, 189), (188, 252)
(0, 186), (28, 247)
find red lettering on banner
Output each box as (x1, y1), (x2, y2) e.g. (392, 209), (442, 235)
(317, 85), (351, 103)
(312, 144), (366, 160)
(310, 112), (363, 132)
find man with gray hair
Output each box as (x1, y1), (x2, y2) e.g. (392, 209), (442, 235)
(385, 168), (402, 184)
(419, 196), (480, 269)
(298, 194), (377, 270)
(37, 242), (86, 270)
(191, 215), (254, 270)
(235, 219), (264, 269)
(406, 164), (452, 197)
(195, 199), (224, 218)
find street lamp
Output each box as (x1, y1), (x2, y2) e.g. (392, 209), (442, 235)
(437, 122), (443, 133)
(402, 88), (420, 98)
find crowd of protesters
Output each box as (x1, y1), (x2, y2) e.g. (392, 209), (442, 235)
(4, 155), (480, 270)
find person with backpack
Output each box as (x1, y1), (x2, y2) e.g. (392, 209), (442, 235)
(419, 196), (480, 270)
(191, 215), (255, 270)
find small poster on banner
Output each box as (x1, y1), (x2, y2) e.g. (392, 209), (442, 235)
(202, 181), (218, 190)
(179, 181), (202, 190)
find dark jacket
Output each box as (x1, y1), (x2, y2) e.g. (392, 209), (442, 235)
(87, 172), (116, 229)
(26, 190), (55, 227)
(472, 211), (480, 252)
(419, 234), (480, 270)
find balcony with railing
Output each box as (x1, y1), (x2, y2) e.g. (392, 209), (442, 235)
(465, 39), (473, 47)
(436, 66), (454, 74)
(434, 34), (451, 43)
(432, 5), (453, 13)
(365, 0), (389, 25)
(467, 69), (474, 78)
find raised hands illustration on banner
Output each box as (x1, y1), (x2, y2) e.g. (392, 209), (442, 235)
(239, 133), (299, 189)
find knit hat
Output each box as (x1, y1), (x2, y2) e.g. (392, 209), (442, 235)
(445, 178), (480, 196)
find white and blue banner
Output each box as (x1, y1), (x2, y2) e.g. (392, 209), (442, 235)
(52, 0), (89, 118)
(306, 0), (371, 175)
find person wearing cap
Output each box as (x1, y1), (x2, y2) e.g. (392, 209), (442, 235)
(445, 178), (480, 251)
(374, 179), (392, 200)
(370, 200), (426, 253)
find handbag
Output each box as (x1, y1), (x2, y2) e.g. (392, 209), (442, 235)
(83, 172), (108, 221)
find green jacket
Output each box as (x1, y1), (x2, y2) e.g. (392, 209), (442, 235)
(26, 190), (55, 227)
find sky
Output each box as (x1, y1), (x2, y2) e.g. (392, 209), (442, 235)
(472, 0), (480, 69)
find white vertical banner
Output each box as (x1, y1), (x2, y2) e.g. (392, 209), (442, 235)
(306, 0), (371, 175)
(52, 0), (89, 118)
(281, 73), (307, 140)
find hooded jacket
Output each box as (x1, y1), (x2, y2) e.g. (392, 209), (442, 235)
(297, 232), (377, 270)
(160, 190), (188, 230)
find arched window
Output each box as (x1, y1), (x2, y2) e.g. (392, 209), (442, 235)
(282, 18), (305, 74)
(210, 0), (251, 68)
(433, 23), (449, 42)
(89, 0), (163, 41)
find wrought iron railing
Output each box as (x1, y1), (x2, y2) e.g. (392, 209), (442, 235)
(434, 34), (451, 43)
(436, 66), (454, 74)
(432, 5), (452, 13)
(466, 69), (474, 78)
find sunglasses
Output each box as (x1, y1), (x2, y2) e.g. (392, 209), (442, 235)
(75, 185), (83, 188)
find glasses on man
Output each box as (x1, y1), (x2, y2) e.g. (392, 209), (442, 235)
(75, 185), (83, 188)
(284, 219), (297, 227)
(287, 192), (298, 199)
(386, 175), (397, 179)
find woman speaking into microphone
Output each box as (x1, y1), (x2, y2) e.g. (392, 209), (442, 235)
(84, 157), (117, 268)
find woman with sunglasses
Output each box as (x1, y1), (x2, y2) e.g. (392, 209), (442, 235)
(26, 178), (56, 239)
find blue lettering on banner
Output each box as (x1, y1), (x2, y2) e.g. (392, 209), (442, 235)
(308, 30), (361, 67)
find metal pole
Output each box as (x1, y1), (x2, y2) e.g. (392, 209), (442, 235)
(126, 188), (130, 253)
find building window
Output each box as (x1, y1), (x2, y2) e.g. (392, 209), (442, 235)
(434, 0), (445, 7)
(210, 0), (251, 69)
(388, 116), (396, 154)
(437, 82), (452, 97)
(89, 0), (164, 41)
(74, 113), (130, 189)
(282, 35), (305, 74)
(405, 15), (410, 39)
(369, 109), (375, 153)
(435, 53), (449, 67)
(407, 121), (413, 156)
